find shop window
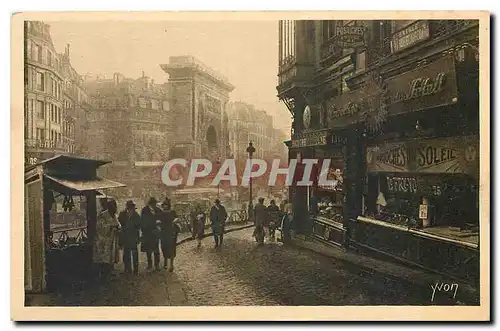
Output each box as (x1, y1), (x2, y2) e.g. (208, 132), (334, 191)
(364, 173), (478, 230)
(312, 146), (346, 224)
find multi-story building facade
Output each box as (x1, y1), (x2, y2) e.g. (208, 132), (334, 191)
(59, 44), (90, 157)
(228, 101), (283, 160)
(84, 73), (173, 201)
(24, 21), (66, 165)
(24, 21), (90, 166)
(227, 101), (289, 198)
(278, 20), (480, 285)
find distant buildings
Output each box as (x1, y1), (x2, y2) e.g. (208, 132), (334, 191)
(82, 73), (173, 200)
(23, 23), (287, 202)
(24, 21), (89, 165)
(227, 101), (287, 161)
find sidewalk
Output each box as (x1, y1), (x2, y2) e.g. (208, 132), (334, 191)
(290, 235), (480, 305)
(25, 222), (253, 307)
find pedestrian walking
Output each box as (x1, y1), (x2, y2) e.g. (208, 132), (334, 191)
(280, 199), (294, 243)
(192, 204), (206, 248)
(209, 199), (227, 248)
(159, 202), (179, 271)
(253, 197), (267, 244)
(140, 197), (162, 271)
(93, 199), (121, 280)
(118, 200), (141, 274)
(267, 200), (280, 241)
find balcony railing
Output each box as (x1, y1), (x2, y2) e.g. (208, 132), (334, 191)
(25, 139), (66, 150)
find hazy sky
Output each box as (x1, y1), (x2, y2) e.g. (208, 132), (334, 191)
(48, 21), (292, 132)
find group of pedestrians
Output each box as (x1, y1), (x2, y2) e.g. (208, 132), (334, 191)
(252, 197), (293, 245)
(92, 196), (180, 280)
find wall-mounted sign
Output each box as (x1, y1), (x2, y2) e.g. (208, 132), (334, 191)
(291, 130), (328, 148)
(387, 176), (418, 194)
(325, 56), (457, 130)
(303, 105), (312, 129)
(386, 55), (458, 116)
(367, 136), (479, 177)
(366, 142), (409, 173)
(335, 25), (365, 49)
(390, 20), (430, 54)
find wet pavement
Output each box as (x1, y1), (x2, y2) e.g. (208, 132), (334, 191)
(175, 228), (431, 306)
(33, 226), (452, 306)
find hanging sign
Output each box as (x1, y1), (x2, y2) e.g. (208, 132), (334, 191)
(334, 25), (366, 48)
(390, 20), (430, 54)
(291, 130), (328, 148)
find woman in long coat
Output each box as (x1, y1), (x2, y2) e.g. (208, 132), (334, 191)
(93, 199), (121, 279)
(159, 202), (180, 271)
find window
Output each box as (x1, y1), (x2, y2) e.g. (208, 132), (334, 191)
(36, 101), (44, 119)
(151, 99), (159, 110)
(162, 101), (170, 111)
(341, 71), (354, 93)
(356, 51), (366, 73)
(47, 51), (52, 67)
(138, 97), (147, 109)
(33, 44), (39, 62)
(36, 72), (44, 91)
(322, 20), (336, 42)
(26, 41), (31, 60)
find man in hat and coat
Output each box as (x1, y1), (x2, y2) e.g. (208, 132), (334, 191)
(209, 199), (227, 248)
(140, 197), (162, 270)
(118, 200), (141, 274)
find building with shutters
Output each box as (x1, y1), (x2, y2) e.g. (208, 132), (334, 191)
(24, 21), (90, 166)
(83, 73), (173, 202)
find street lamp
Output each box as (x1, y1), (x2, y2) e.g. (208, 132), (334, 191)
(246, 141), (256, 222)
(216, 156), (221, 198)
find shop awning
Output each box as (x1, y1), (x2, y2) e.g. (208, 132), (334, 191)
(45, 175), (126, 192)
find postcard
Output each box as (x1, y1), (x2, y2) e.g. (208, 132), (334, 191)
(11, 11), (490, 321)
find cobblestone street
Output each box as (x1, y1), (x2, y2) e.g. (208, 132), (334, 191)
(175, 228), (430, 306)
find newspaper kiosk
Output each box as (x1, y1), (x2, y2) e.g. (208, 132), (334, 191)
(24, 155), (125, 294)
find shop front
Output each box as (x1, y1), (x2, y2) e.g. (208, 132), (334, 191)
(348, 54), (480, 285)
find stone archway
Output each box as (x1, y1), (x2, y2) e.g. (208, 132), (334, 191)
(206, 125), (218, 155)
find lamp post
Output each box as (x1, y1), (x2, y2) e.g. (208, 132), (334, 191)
(246, 141), (256, 222)
(216, 156), (221, 198)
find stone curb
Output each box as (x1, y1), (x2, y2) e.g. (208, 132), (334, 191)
(290, 237), (480, 305)
(176, 223), (254, 246)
